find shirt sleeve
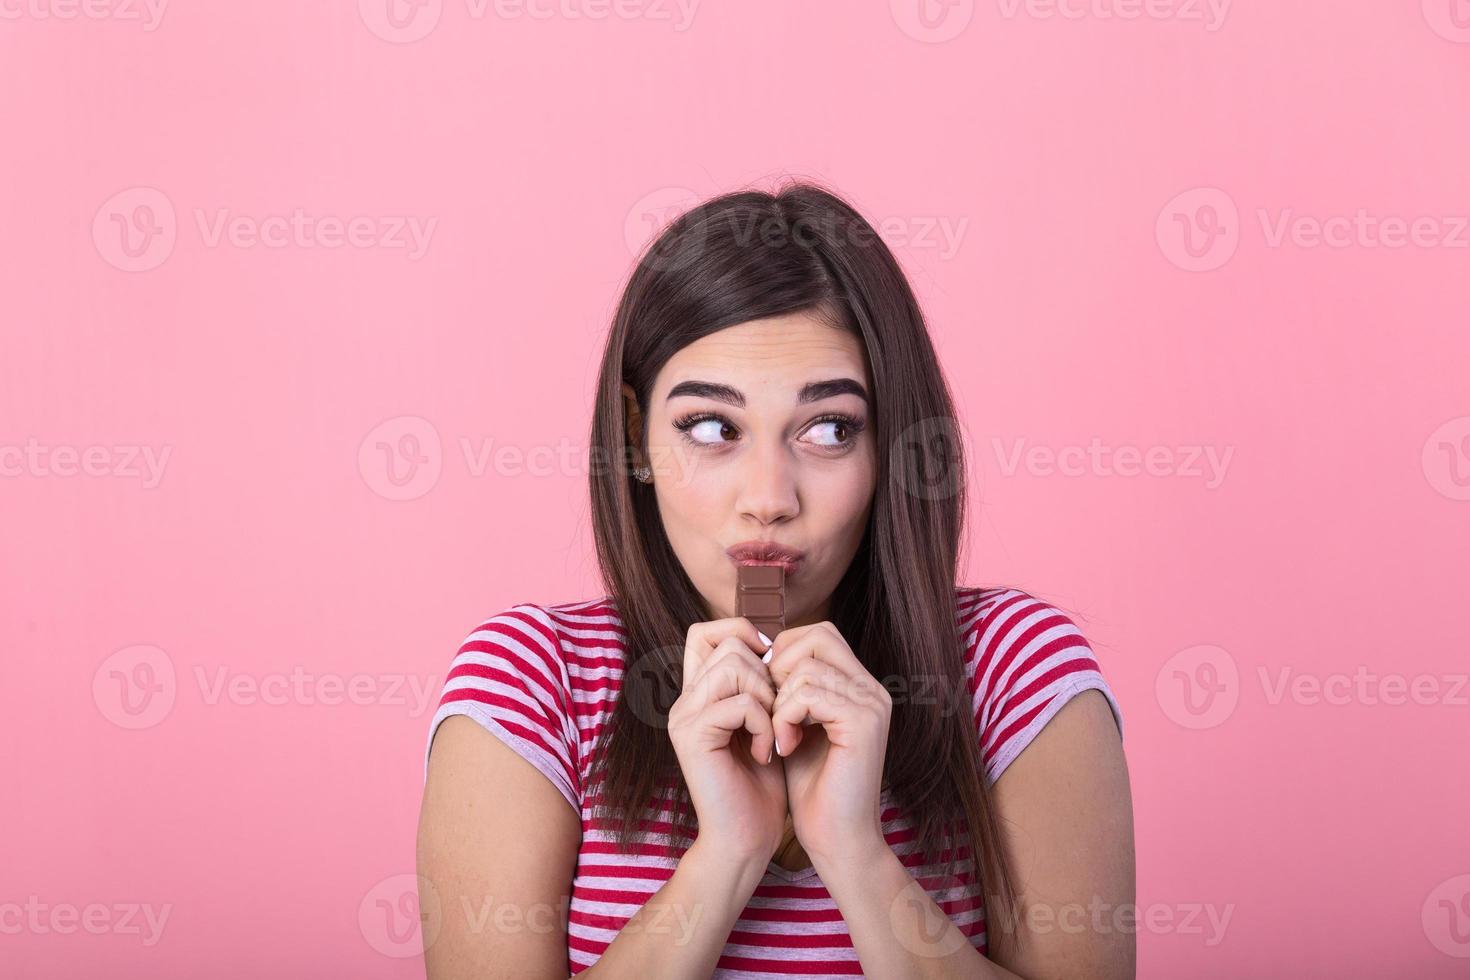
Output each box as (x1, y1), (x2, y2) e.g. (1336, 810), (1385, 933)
(423, 603), (582, 815)
(966, 589), (1124, 785)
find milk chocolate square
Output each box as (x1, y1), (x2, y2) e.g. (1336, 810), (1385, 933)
(736, 564), (785, 637)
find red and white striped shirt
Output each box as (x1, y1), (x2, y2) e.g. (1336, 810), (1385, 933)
(424, 585), (1124, 977)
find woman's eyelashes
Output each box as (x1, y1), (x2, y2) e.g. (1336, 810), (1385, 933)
(670, 411), (866, 453)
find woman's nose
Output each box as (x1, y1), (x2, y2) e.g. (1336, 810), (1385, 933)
(734, 443), (799, 522)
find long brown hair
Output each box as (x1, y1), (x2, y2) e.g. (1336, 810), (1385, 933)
(584, 179), (1020, 927)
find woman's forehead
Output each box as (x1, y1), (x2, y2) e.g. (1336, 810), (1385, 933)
(660, 316), (868, 385)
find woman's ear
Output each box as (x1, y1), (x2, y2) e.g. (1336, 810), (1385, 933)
(621, 382), (646, 466)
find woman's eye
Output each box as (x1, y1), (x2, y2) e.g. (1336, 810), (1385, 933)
(676, 414), (863, 449)
(687, 418), (733, 444)
(806, 419), (856, 447)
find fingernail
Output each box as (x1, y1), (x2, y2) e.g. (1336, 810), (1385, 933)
(775, 736), (783, 757)
(761, 648), (773, 664)
(757, 630), (774, 648)
(767, 743), (774, 764)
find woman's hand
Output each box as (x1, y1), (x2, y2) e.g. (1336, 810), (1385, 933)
(666, 618), (788, 866)
(766, 621), (893, 870)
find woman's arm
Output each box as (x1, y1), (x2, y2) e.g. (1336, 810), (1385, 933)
(417, 715), (769, 980)
(576, 840), (769, 979)
(817, 690), (1136, 979)
(984, 688), (1134, 979)
(418, 715), (581, 978)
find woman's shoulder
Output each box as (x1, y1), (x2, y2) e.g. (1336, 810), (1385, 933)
(538, 594), (624, 641)
(952, 583), (1088, 645)
(461, 595), (626, 663)
(951, 582), (1123, 783)
(951, 583), (1104, 689)
(466, 594), (624, 639)
(442, 595), (626, 691)
(541, 593), (623, 624)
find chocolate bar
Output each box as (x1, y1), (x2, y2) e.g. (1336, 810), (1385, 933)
(736, 564), (786, 638)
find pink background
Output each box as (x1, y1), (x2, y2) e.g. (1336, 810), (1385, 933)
(3, 1), (1468, 977)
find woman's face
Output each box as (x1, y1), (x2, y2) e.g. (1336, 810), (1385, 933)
(623, 311), (878, 628)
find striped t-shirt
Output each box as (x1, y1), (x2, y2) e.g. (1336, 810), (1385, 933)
(423, 585), (1124, 977)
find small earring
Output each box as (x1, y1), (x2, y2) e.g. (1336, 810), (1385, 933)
(633, 466), (652, 483)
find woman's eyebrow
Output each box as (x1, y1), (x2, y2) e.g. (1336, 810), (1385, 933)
(665, 378), (868, 407)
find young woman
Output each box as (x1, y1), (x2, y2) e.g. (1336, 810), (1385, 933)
(416, 182), (1134, 979)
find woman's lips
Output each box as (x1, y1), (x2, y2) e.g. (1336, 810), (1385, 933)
(731, 556), (801, 578)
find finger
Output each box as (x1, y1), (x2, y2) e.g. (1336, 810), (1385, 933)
(765, 622), (867, 687)
(699, 691), (778, 764)
(684, 618), (774, 687)
(690, 634), (772, 691)
(771, 661), (847, 716)
(770, 663), (849, 754)
(688, 639), (777, 713)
